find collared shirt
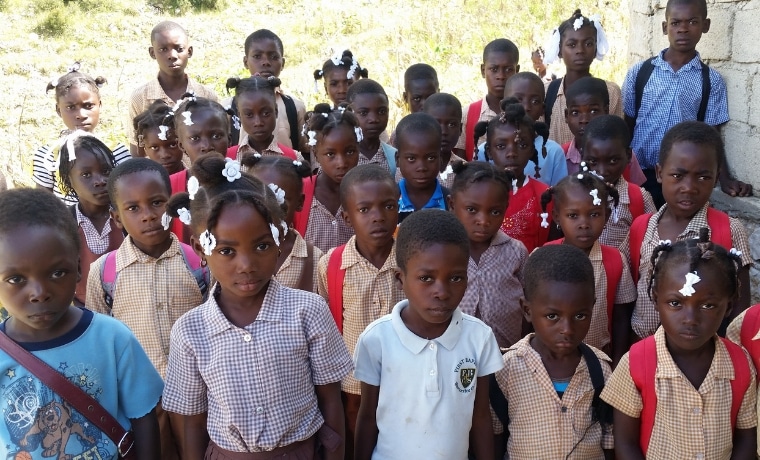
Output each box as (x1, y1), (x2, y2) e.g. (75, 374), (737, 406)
(353, 301), (503, 460)
(163, 280), (353, 452)
(303, 176), (354, 253)
(476, 137), (568, 186)
(74, 204), (115, 254)
(127, 76), (218, 147)
(459, 231), (527, 348)
(222, 89), (307, 150)
(86, 234), (204, 377)
(275, 231), (322, 293)
(621, 203), (752, 338)
(393, 152), (466, 189)
(358, 144), (390, 171)
(455, 96), (498, 150)
(623, 49), (729, 169)
(318, 236), (405, 394)
(236, 135), (291, 161)
(601, 327), (757, 460)
(564, 138), (582, 176)
(501, 176), (550, 253)
(492, 334), (613, 458)
(546, 78), (623, 146)
(599, 179), (657, 249)
(397, 179), (447, 224)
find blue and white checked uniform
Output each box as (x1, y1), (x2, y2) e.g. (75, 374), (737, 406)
(623, 49), (729, 170)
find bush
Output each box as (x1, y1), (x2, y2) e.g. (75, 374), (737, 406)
(33, 6), (70, 37)
(154, 0), (226, 14)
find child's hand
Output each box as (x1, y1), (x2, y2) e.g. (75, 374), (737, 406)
(721, 178), (753, 197)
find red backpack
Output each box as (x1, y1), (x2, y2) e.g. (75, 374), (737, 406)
(629, 335), (751, 456)
(226, 144), (297, 161)
(326, 244), (347, 333)
(627, 182), (645, 220)
(739, 304), (760, 377)
(293, 175), (316, 237)
(464, 100), (482, 161)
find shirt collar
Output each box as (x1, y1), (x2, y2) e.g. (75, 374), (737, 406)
(391, 300), (463, 353)
(204, 279), (283, 336)
(340, 236), (397, 272)
(654, 326), (734, 380)
(655, 49), (704, 72)
(588, 240), (602, 262)
(398, 179), (445, 212)
(566, 139), (582, 166)
(116, 233), (182, 272)
(654, 202), (710, 238)
(615, 178), (631, 205)
(74, 204), (113, 234)
(236, 136), (282, 156)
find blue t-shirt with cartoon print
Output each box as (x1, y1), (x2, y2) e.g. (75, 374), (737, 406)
(0, 309), (163, 459)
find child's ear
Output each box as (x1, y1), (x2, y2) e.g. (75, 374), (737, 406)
(564, 108), (569, 122)
(603, 104), (610, 115)
(515, 64), (521, 73)
(190, 234), (204, 259)
(187, 46), (194, 59)
(661, 20), (668, 35)
(110, 207), (124, 230)
(395, 151), (400, 165)
(655, 163), (663, 184)
(341, 209), (352, 229)
(702, 18), (711, 33)
(55, 104), (61, 117)
(625, 147), (633, 161)
(520, 297), (532, 322)
(243, 55), (249, 69)
(281, 57), (286, 70)
(402, 91), (408, 105)
(394, 268), (405, 291)
(148, 46), (156, 60)
(551, 207), (559, 226)
(480, 63), (486, 79)
(446, 194), (454, 210)
(724, 301), (733, 319)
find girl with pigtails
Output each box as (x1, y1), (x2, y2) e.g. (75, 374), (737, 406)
(314, 50), (369, 108)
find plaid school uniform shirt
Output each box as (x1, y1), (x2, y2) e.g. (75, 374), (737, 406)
(599, 179), (657, 249)
(358, 144), (390, 171)
(303, 177), (354, 253)
(492, 334), (613, 458)
(275, 231), (322, 293)
(162, 280), (353, 452)
(86, 233), (204, 378)
(454, 96), (497, 151)
(546, 78), (623, 146)
(317, 236), (405, 395)
(601, 327), (757, 460)
(235, 134), (305, 162)
(621, 203), (752, 339)
(459, 231), (527, 348)
(75, 205), (115, 254)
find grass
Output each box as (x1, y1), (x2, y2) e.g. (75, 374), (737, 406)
(0, 0), (629, 187)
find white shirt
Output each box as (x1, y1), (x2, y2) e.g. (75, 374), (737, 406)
(353, 300), (503, 459)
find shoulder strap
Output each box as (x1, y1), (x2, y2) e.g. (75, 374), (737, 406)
(0, 331), (135, 457)
(278, 143), (297, 161)
(327, 244), (347, 333)
(706, 208), (733, 250)
(697, 62), (711, 122)
(489, 372), (510, 429)
(296, 242), (315, 293)
(381, 142), (397, 174)
(178, 242), (210, 299)
(281, 94), (300, 150)
(465, 100), (483, 161)
(170, 169), (187, 195)
(293, 176), (316, 236)
(579, 343), (612, 425)
(600, 245), (624, 336)
(627, 182), (645, 219)
(629, 213), (653, 284)
(629, 335), (657, 456)
(100, 250), (118, 309)
(225, 145), (239, 160)
(544, 78), (562, 129)
(720, 337), (752, 432)
(634, 57), (657, 119)
(739, 305), (760, 376)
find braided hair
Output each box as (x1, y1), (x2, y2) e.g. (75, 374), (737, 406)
(540, 168), (620, 215)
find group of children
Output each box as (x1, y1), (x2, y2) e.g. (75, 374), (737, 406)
(2, 0), (758, 458)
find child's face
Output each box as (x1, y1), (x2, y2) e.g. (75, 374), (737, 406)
(325, 68), (353, 106)
(237, 92), (277, 148)
(523, 279), (594, 357)
(149, 29), (192, 77)
(111, 171), (172, 258)
(559, 26), (597, 72)
(243, 38), (284, 78)
(251, 167), (303, 226)
(487, 124), (534, 182)
(582, 137), (631, 184)
(397, 242), (469, 329)
(315, 124), (360, 184)
(531, 51), (547, 76)
(449, 181), (509, 246)
(424, 105), (462, 156)
(341, 180), (398, 247)
(202, 203), (279, 305)
(564, 94), (608, 144)
(176, 109), (230, 164)
(663, 3), (710, 53)
(653, 261), (730, 353)
(68, 148), (112, 208)
(656, 141), (718, 219)
(552, 183), (608, 253)
(396, 133), (441, 191)
(142, 127), (184, 175)
(404, 79), (438, 113)
(350, 93), (390, 142)
(505, 78), (545, 122)
(481, 51), (519, 100)
(56, 85), (101, 132)
(0, 225), (79, 340)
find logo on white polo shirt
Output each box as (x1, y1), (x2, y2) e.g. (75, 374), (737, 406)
(454, 358), (477, 393)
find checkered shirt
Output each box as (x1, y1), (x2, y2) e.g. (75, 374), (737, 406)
(275, 231), (322, 293)
(454, 96), (498, 151)
(358, 144), (389, 171)
(546, 78), (623, 146)
(222, 89), (306, 149)
(599, 179), (657, 249)
(74, 205), (116, 254)
(303, 177), (355, 253)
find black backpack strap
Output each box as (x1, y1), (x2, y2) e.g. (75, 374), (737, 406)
(697, 62), (711, 122)
(68, 204), (77, 219)
(229, 95), (240, 146)
(489, 373), (509, 430)
(579, 343), (612, 425)
(281, 94), (300, 150)
(634, 57), (656, 119)
(544, 78), (562, 128)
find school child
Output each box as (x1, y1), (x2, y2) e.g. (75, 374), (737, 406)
(353, 209), (503, 460)
(561, 76), (610, 176)
(421, 93), (466, 189)
(133, 100), (185, 175)
(127, 21), (217, 157)
(457, 38), (520, 160)
(163, 164), (352, 460)
(475, 98), (554, 252)
(294, 104), (361, 252)
(542, 10), (622, 145)
(541, 172), (636, 362)
(582, 115), (656, 249)
(602, 232), (757, 459)
(448, 161), (527, 349)
(623, 0), (750, 207)
(395, 113), (448, 224)
(531, 47), (557, 82)
(225, 75), (302, 163)
(0, 188), (162, 459)
(55, 132), (124, 307)
(387, 63), (440, 147)
(33, 63), (131, 204)
(491, 244), (613, 459)
(244, 154), (323, 292)
(624, 121), (752, 341)
(314, 49), (368, 108)
(316, 164), (404, 459)
(346, 79), (397, 174)
(226, 29), (306, 150)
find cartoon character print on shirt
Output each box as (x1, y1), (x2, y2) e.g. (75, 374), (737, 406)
(454, 358), (477, 393)
(2, 361), (110, 460)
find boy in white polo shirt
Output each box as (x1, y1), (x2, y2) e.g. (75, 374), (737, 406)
(353, 209), (503, 459)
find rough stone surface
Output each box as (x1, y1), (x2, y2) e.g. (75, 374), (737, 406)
(732, 13), (760, 63)
(699, 10), (732, 60)
(720, 67), (750, 124)
(749, 73), (760, 128)
(722, 122), (760, 186)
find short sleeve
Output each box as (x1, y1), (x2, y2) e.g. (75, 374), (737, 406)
(600, 353), (643, 419)
(316, 250), (330, 303)
(728, 217), (753, 267)
(32, 145), (54, 188)
(112, 144), (132, 164)
(85, 254), (110, 314)
(726, 309), (747, 345)
(478, 329), (505, 377)
(642, 188), (657, 214)
(622, 63), (642, 118)
(127, 89), (142, 148)
(113, 322), (164, 419)
(162, 317), (208, 415)
(490, 358), (510, 435)
(606, 81), (623, 118)
(305, 296), (353, 385)
(736, 348), (757, 430)
(704, 70), (729, 126)
(353, 326), (382, 386)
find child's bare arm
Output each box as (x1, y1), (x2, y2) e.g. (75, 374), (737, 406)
(129, 408), (160, 460)
(612, 302), (634, 367)
(355, 382), (380, 460)
(315, 381), (345, 460)
(470, 376), (495, 460)
(180, 412), (209, 460)
(613, 409), (644, 460)
(730, 428), (757, 460)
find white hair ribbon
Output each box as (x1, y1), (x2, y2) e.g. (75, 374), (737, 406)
(178, 207), (191, 225)
(161, 212), (172, 230)
(511, 179), (518, 195)
(543, 28), (561, 65)
(679, 271), (701, 297)
(182, 111), (194, 126)
(307, 130), (318, 147)
(268, 183), (286, 205)
(157, 125), (169, 141)
(540, 212), (550, 228)
(589, 189), (602, 206)
(200, 230), (216, 255)
(270, 223), (281, 246)
(730, 248), (743, 257)
(222, 158), (242, 182)
(187, 176), (200, 200)
(439, 164), (454, 181)
(589, 14), (609, 60)
(355, 127), (364, 143)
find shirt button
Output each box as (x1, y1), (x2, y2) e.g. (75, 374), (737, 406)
(561, 407), (567, 413)
(693, 407), (701, 415)
(696, 454), (704, 460)
(429, 343), (436, 350)
(430, 369), (436, 375)
(244, 334), (252, 342)
(256, 407), (263, 413)
(156, 303), (163, 310)
(331, 220), (337, 225)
